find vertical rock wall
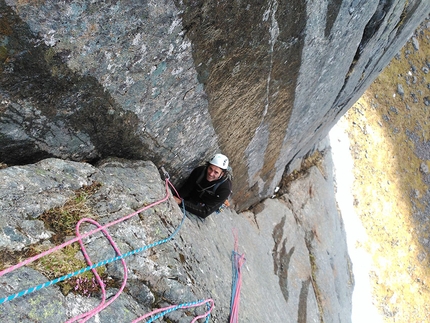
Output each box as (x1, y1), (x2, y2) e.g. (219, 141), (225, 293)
(177, 0), (430, 209)
(1, 0), (429, 211)
(1, 0), (216, 174)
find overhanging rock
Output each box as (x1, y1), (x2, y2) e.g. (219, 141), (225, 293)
(1, 0), (429, 211)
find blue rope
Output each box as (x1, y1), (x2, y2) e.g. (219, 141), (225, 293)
(230, 250), (239, 312)
(0, 202), (186, 305)
(146, 299), (212, 323)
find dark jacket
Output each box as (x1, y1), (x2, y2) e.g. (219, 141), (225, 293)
(177, 165), (232, 218)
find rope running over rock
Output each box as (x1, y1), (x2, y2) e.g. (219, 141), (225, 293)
(229, 229), (245, 323)
(0, 172), (213, 322)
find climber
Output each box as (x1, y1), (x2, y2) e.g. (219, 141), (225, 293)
(173, 153), (232, 219)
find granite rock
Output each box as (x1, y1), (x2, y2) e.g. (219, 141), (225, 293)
(0, 150), (352, 322)
(1, 1), (429, 211)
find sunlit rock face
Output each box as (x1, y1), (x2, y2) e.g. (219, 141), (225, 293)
(0, 153), (352, 322)
(1, 0), (429, 211)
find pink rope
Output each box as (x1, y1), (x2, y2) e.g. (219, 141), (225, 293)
(230, 255), (245, 322)
(66, 217), (128, 323)
(131, 298), (214, 323)
(230, 230), (245, 323)
(190, 299), (214, 323)
(0, 179), (171, 278)
(1, 177), (215, 322)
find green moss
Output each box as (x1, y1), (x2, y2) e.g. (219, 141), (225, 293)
(39, 182), (101, 240)
(308, 250), (324, 322)
(277, 150), (325, 196)
(44, 47), (56, 65)
(0, 46), (8, 62)
(1, 182), (108, 297)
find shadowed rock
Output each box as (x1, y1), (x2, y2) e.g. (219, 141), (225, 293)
(1, 0), (429, 211)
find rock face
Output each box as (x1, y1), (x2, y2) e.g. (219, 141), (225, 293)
(1, 1), (429, 211)
(0, 149), (352, 322)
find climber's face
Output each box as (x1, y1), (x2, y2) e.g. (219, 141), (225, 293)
(206, 164), (224, 182)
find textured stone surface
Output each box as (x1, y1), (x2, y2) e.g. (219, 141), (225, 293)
(1, 1), (429, 211)
(0, 150), (352, 322)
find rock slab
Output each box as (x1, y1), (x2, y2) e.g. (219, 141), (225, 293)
(0, 148), (352, 322)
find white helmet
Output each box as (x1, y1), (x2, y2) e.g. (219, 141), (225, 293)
(209, 153), (229, 170)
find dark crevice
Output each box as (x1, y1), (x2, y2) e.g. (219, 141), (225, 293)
(297, 278), (311, 323)
(395, 1), (422, 31)
(304, 230), (324, 323)
(272, 215), (295, 304)
(272, 215), (286, 274)
(325, 0), (343, 38)
(339, 1), (395, 104)
(338, 0), (424, 116)
(332, 0), (393, 115)
(354, 0), (395, 60)
(278, 242), (295, 303)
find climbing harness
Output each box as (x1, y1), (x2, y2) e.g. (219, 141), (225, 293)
(0, 168), (214, 322)
(229, 229), (245, 323)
